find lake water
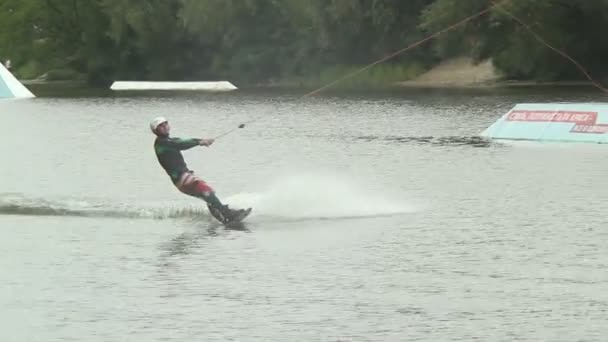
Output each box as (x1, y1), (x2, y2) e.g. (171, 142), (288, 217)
(1, 87), (607, 341)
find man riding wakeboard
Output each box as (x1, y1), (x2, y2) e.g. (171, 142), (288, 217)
(150, 117), (247, 224)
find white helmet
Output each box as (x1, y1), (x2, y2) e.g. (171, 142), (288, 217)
(149, 117), (168, 133)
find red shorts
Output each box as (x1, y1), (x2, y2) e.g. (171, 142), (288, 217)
(176, 172), (214, 196)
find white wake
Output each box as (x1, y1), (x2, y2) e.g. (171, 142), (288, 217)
(224, 173), (417, 220)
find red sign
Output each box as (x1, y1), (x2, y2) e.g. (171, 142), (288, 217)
(506, 110), (597, 125)
(570, 124), (608, 134)
(506, 110), (607, 134)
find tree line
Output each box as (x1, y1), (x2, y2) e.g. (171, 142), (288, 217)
(1, 0), (607, 87)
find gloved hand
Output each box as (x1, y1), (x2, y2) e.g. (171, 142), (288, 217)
(199, 138), (215, 146)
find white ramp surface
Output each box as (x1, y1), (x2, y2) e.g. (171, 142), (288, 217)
(481, 103), (608, 144)
(0, 63), (35, 98)
(110, 81), (237, 91)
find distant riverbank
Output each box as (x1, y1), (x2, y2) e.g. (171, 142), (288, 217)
(19, 57), (603, 95)
(397, 57), (602, 90)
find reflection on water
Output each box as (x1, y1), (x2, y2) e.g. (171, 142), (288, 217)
(160, 221), (250, 258)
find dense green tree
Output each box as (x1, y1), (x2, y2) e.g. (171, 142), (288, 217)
(2, 0), (607, 85)
(420, 0), (608, 81)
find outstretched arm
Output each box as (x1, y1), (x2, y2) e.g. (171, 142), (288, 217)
(158, 137), (215, 150)
(160, 137), (201, 150)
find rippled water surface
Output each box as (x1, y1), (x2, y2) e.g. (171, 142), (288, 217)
(1, 88), (607, 341)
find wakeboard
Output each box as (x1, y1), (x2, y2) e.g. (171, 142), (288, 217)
(208, 205), (252, 226)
